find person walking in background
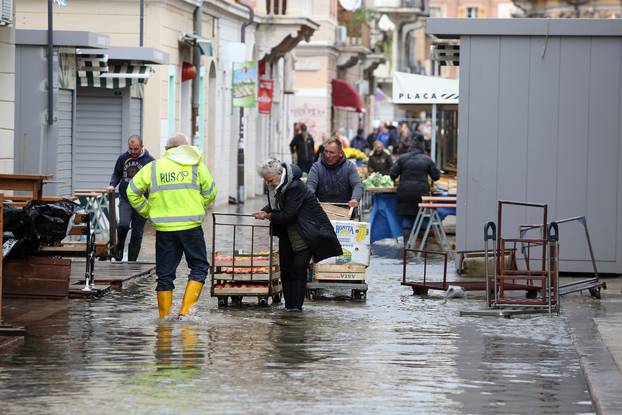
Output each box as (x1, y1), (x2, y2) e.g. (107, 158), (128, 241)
(387, 121), (400, 154)
(367, 141), (393, 176)
(376, 123), (390, 149)
(289, 123), (315, 173)
(108, 135), (155, 262)
(307, 137), (363, 208)
(127, 133), (217, 319)
(366, 126), (379, 149)
(255, 160), (342, 311)
(350, 128), (369, 152)
(397, 124), (412, 155)
(389, 141), (441, 246)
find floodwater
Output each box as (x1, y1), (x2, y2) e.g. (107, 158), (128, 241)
(0, 217), (594, 414)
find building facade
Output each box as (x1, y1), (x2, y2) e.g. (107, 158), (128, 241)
(15, 0), (317, 203)
(0, 0), (15, 174)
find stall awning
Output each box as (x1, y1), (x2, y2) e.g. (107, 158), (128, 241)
(78, 55), (153, 89)
(392, 72), (459, 105)
(331, 79), (364, 113)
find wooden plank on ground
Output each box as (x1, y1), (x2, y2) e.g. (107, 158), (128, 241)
(3, 257), (70, 297)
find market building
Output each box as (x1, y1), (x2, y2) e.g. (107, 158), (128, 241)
(0, 0), (15, 175)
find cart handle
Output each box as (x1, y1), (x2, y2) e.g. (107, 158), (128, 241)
(547, 222), (559, 242)
(212, 212), (256, 218)
(484, 221), (496, 241)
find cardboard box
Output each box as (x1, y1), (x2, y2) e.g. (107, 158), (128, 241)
(319, 220), (371, 266)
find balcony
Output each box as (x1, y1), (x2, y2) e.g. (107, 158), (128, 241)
(368, 0), (428, 20)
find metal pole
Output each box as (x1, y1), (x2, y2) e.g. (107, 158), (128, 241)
(431, 103), (437, 162)
(47, 0), (54, 126)
(237, 1), (254, 204)
(139, 0), (145, 47)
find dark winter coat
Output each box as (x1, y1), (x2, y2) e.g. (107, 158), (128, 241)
(289, 133), (315, 164)
(389, 147), (441, 216)
(350, 134), (369, 152)
(367, 149), (393, 176)
(110, 149), (155, 202)
(306, 154), (363, 204)
(263, 164), (343, 263)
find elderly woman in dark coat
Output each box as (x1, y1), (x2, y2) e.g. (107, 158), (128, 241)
(255, 159), (342, 311)
(389, 142), (441, 244)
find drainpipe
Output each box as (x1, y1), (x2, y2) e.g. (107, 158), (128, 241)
(139, 0), (145, 47)
(47, 0), (54, 126)
(192, 2), (203, 143)
(236, 0), (254, 204)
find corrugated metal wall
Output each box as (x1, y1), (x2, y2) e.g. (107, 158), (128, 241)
(56, 89), (73, 196)
(74, 89), (122, 190)
(458, 35), (622, 274)
(130, 97), (143, 138)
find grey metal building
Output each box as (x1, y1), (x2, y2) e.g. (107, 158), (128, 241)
(14, 30), (168, 195)
(427, 18), (622, 274)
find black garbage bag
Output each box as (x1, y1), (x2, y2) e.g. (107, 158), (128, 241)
(24, 199), (82, 244)
(2, 204), (40, 257)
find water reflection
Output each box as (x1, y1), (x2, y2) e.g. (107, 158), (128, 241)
(0, 248), (594, 414)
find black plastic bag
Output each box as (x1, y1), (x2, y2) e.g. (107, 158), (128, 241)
(24, 199), (81, 244)
(3, 204), (40, 257)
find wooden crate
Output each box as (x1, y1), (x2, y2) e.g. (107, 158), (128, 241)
(320, 203), (353, 220)
(213, 271), (280, 282)
(213, 281), (282, 296)
(314, 263), (367, 273)
(3, 257), (71, 297)
(313, 271), (366, 282)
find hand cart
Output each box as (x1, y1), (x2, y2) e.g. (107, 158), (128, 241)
(306, 202), (369, 301)
(210, 212), (282, 307)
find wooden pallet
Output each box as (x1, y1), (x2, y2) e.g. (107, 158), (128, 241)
(313, 272), (366, 282)
(314, 263), (367, 273)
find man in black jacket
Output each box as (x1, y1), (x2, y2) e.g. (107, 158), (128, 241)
(108, 135), (155, 261)
(289, 123), (315, 173)
(389, 142), (441, 244)
(255, 160), (342, 311)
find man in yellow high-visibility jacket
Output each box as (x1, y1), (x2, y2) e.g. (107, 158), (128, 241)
(127, 133), (217, 319)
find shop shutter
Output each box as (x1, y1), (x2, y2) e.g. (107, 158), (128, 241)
(74, 89), (123, 190)
(56, 89), (74, 196)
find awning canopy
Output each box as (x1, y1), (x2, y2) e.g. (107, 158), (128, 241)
(392, 72), (459, 105)
(331, 79), (364, 113)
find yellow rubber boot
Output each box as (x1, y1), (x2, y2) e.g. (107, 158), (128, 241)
(157, 291), (173, 319)
(178, 280), (204, 317)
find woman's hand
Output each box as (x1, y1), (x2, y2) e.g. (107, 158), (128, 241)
(254, 211), (270, 220)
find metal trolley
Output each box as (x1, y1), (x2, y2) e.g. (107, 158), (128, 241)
(306, 202), (368, 301)
(210, 212), (282, 307)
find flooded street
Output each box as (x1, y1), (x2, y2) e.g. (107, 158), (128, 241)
(0, 239), (594, 414)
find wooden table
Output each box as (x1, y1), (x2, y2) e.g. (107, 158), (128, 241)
(0, 174), (51, 200)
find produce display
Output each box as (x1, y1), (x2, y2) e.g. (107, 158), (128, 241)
(343, 147), (368, 161)
(363, 172), (394, 189)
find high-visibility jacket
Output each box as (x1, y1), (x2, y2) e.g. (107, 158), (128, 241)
(127, 145), (217, 231)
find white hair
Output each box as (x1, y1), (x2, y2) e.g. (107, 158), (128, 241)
(166, 132), (189, 149)
(258, 158), (283, 177)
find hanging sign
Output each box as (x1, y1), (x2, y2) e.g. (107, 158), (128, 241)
(257, 80), (274, 114)
(232, 61), (257, 108)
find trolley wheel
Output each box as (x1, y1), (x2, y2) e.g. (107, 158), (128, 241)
(306, 289), (316, 300)
(231, 296), (243, 306)
(258, 297), (268, 307)
(412, 287), (428, 296)
(589, 287), (601, 299)
(272, 293), (281, 304)
(217, 296), (229, 308)
(352, 290), (367, 301)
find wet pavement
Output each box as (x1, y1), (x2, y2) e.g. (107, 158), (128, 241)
(0, 199), (597, 414)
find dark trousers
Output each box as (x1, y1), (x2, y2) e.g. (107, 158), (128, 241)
(279, 236), (312, 310)
(297, 159), (313, 174)
(155, 226), (209, 291)
(116, 198), (147, 261)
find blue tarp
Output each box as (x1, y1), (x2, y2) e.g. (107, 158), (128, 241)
(370, 193), (457, 243)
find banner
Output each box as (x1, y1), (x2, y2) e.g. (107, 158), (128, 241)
(257, 80), (274, 114)
(232, 61), (257, 108)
